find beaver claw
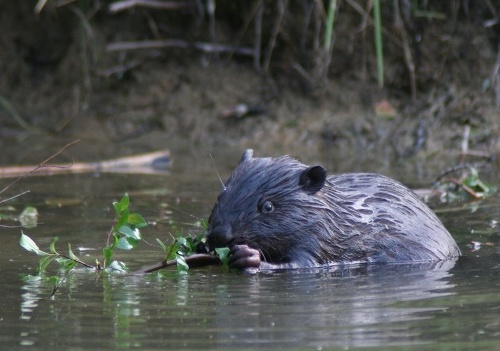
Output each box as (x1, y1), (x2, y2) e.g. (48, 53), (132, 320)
(228, 244), (261, 269)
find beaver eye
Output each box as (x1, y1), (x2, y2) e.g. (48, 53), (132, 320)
(260, 200), (274, 214)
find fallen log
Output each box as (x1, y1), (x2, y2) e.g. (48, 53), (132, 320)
(0, 150), (171, 179)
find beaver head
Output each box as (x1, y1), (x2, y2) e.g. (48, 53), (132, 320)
(206, 149), (341, 267)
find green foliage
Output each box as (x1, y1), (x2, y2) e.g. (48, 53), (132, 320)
(372, 0), (384, 88)
(20, 232), (49, 257)
(461, 168), (496, 197)
(103, 193), (147, 268)
(20, 233), (88, 275)
(157, 233), (206, 273)
(215, 247), (230, 267)
(20, 192), (227, 296)
(323, 0), (337, 52)
(436, 166), (496, 203)
(19, 193), (149, 294)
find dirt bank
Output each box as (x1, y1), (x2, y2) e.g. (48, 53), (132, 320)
(1, 1), (499, 174)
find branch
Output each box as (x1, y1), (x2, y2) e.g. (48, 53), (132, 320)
(109, 0), (194, 14)
(106, 40), (255, 56)
(0, 140), (80, 197)
(131, 253), (221, 275)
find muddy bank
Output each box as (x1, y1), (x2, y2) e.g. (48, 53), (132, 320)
(0, 1), (499, 177)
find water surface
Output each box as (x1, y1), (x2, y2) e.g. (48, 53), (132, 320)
(1, 146), (500, 350)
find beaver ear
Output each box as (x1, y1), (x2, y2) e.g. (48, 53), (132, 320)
(239, 149), (253, 164)
(299, 166), (327, 193)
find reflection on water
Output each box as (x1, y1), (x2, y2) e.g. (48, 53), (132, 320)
(15, 259), (461, 350)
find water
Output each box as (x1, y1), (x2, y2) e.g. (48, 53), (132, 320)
(1, 145), (500, 350)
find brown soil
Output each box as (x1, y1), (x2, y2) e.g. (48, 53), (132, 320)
(1, 1), (499, 176)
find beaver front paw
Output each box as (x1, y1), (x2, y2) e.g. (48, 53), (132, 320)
(228, 244), (261, 269)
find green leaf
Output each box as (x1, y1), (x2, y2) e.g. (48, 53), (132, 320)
(118, 193), (130, 212)
(184, 234), (205, 253)
(103, 246), (114, 268)
(56, 257), (77, 270)
(156, 238), (168, 254)
(127, 213), (147, 228)
(118, 225), (141, 240)
(116, 236), (136, 250)
(177, 236), (187, 248)
(176, 254), (189, 272)
(215, 247), (230, 266)
(38, 255), (56, 273)
(20, 232), (49, 256)
(47, 275), (61, 287)
(49, 237), (59, 254)
(67, 243), (80, 261)
(113, 201), (121, 215)
(199, 218), (208, 231)
(106, 260), (128, 273)
(114, 209), (129, 231)
(165, 241), (181, 261)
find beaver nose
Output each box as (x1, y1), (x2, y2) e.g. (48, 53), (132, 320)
(207, 223), (233, 250)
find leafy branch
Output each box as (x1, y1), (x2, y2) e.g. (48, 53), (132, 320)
(102, 192), (148, 271)
(20, 193), (227, 296)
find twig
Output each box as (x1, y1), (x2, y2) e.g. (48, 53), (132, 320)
(344, 0), (402, 47)
(206, 0), (216, 45)
(97, 57), (154, 78)
(106, 39), (255, 56)
(131, 253), (221, 275)
(491, 46), (500, 108)
(0, 190), (30, 205)
(254, 0), (264, 71)
(221, 0), (264, 67)
(461, 123), (471, 156)
(459, 150), (493, 159)
(444, 178), (483, 199)
(0, 96), (32, 131)
(34, 0), (48, 14)
(393, 0), (417, 101)
(300, 1), (316, 54)
(0, 140), (80, 196)
(263, 0), (288, 72)
(60, 254), (95, 269)
(435, 164), (474, 182)
(109, 0), (194, 14)
(0, 223), (25, 228)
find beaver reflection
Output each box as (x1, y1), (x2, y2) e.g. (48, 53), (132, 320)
(207, 150), (460, 271)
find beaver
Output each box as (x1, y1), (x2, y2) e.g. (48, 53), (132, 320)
(206, 150), (461, 271)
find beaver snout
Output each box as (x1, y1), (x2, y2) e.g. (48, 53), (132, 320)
(206, 223), (233, 251)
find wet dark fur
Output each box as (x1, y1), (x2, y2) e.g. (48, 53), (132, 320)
(206, 150), (461, 270)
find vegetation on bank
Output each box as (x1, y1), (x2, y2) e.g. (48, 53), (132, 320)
(26, 0), (499, 96)
(0, 1), (499, 164)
